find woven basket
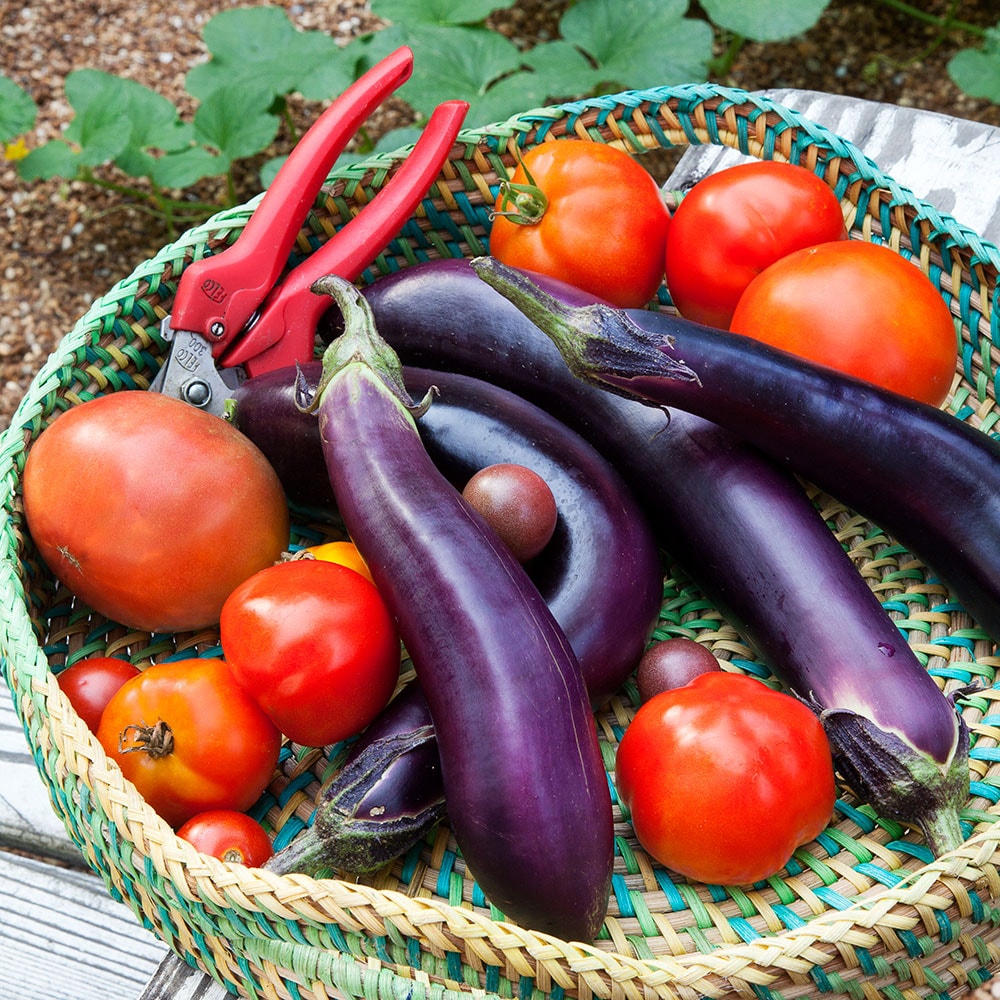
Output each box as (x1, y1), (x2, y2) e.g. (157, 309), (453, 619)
(3, 82), (1000, 1000)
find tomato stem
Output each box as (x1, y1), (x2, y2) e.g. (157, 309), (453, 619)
(118, 720), (174, 759)
(490, 152), (548, 226)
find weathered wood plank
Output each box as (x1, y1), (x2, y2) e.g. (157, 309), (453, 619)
(0, 850), (167, 1000)
(0, 676), (86, 866)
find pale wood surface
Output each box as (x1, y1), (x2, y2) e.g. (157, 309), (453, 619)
(2, 88), (999, 1000)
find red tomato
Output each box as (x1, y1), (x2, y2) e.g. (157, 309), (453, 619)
(730, 240), (958, 407)
(97, 658), (282, 828)
(57, 657), (141, 732)
(176, 809), (274, 867)
(305, 539), (375, 585)
(489, 139), (670, 308)
(615, 671), (836, 885)
(664, 160), (847, 328)
(22, 391), (290, 633)
(219, 559), (400, 748)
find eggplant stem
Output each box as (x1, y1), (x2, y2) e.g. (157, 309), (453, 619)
(469, 256), (701, 389)
(309, 274), (435, 417)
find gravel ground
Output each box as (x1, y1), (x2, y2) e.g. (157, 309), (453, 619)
(2, 0), (1000, 433)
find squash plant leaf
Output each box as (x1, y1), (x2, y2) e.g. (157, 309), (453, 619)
(371, 0), (515, 27)
(151, 146), (228, 190)
(552, 0), (715, 92)
(390, 25), (529, 124)
(0, 75), (37, 141)
(948, 26), (1000, 103)
(700, 0), (832, 42)
(186, 6), (350, 105)
(194, 84), (281, 167)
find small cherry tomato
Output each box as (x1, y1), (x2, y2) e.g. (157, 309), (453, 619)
(305, 539), (375, 584)
(615, 671), (836, 885)
(730, 240), (958, 407)
(57, 657), (141, 732)
(462, 463), (558, 562)
(220, 559), (401, 748)
(176, 809), (274, 867)
(97, 658), (282, 828)
(635, 639), (720, 702)
(489, 139), (670, 308)
(664, 160), (847, 329)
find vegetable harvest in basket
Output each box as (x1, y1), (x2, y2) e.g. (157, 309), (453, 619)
(20, 146), (982, 945)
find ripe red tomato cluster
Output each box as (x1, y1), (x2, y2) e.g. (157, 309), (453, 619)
(664, 159), (957, 407)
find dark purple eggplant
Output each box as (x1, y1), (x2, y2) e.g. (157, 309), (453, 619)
(232, 363), (662, 704)
(469, 255), (975, 852)
(354, 256), (969, 855)
(266, 681), (443, 876)
(301, 273), (613, 941)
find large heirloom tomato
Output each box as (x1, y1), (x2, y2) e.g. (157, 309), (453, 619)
(664, 160), (847, 329)
(220, 559), (401, 748)
(730, 240), (958, 407)
(489, 138), (670, 308)
(22, 391), (290, 632)
(97, 658), (282, 828)
(615, 671), (836, 885)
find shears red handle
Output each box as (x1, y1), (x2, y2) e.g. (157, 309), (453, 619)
(153, 47), (468, 412)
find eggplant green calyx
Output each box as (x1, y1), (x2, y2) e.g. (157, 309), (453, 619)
(305, 273), (435, 417)
(470, 256), (700, 390)
(820, 706), (969, 855)
(265, 725), (445, 877)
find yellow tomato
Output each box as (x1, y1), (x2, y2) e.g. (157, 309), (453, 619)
(306, 540), (375, 585)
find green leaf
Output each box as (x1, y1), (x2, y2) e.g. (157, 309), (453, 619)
(371, 0), (514, 28)
(700, 0), (832, 42)
(555, 0), (714, 90)
(150, 146), (227, 189)
(186, 6), (351, 104)
(0, 74), (37, 140)
(62, 70), (132, 166)
(17, 141), (80, 181)
(389, 25), (528, 122)
(948, 28), (1000, 102)
(194, 85), (281, 164)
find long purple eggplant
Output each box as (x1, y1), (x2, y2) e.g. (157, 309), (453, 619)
(301, 273), (613, 941)
(352, 256), (969, 854)
(470, 255), (976, 852)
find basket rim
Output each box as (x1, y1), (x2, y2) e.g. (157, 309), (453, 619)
(3, 81), (1000, 998)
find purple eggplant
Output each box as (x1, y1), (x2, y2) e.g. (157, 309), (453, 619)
(301, 273), (613, 941)
(266, 681), (443, 876)
(351, 256), (968, 854)
(471, 255), (974, 853)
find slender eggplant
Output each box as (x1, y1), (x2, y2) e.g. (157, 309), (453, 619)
(266, 681), (444, 876)
(353, 256), (969, 854)
(470, 255), (978, 852)
(239, 362), (661, 875)
(302, 273), (613, 941)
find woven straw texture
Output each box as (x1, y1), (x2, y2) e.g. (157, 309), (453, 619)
(2, 83), (1000, 1000)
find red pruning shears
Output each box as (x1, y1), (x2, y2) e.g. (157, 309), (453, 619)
(151, 47), (468, 415)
